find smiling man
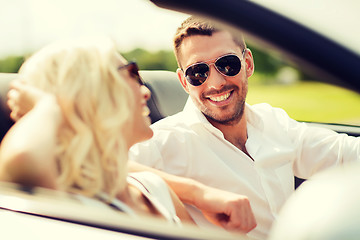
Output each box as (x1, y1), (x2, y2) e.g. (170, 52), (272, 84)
(129, 16), (360, 240)
(176, 28), (252, 155)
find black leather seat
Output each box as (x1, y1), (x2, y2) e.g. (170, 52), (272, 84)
(0, 73), (16, 141)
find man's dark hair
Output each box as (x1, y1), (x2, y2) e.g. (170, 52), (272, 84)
(173, 16), (246, 68)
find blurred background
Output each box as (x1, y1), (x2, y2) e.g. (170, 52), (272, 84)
(1, 0), (360, 124)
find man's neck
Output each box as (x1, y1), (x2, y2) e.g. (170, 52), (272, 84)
(208, 110), (248, 154)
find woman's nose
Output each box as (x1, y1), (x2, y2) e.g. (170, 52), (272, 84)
(141, 85), (151, 101)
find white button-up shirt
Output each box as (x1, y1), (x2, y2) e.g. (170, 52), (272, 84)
(129, 98), (360, 240)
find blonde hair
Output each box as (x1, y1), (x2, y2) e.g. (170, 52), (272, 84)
(19, 37), (133, 200)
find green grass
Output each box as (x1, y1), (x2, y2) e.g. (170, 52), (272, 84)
(247, 81), (360, 125)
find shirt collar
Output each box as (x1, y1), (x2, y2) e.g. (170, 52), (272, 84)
(182, 97), (209, 126)
(245, 102), (264, 132)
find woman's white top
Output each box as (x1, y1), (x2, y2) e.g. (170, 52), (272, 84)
(76, 171), (181, 225)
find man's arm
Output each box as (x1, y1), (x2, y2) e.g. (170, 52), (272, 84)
(128, 161), (257, 233)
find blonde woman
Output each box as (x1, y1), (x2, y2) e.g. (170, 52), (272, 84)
(0, 37), (194, 225)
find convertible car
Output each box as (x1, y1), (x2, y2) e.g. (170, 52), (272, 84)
(0, 0), (359, 239)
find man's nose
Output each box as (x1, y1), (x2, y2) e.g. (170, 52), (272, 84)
(205, 65), (226, 89)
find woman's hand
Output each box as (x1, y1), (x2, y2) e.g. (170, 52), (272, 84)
(1, 80), (62, 188)
(7, 80), (54, 121)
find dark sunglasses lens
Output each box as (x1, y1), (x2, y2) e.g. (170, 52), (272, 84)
(129, 63), (144, 85)
(215, 55), (241, 76)
(185, 63), (209, 86)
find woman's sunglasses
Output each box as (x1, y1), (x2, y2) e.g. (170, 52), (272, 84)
(183, 51), (246, 86)
(118, 62), (144, 85)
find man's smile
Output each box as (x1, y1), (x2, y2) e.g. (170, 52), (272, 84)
(208, 91), (231, 102)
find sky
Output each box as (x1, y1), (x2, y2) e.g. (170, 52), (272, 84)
(1, 0), (359, 59)
(0, 0), (189, 58)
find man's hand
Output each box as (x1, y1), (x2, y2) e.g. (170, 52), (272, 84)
(194, 185), (257, 233)
(128, 162), (257, 233)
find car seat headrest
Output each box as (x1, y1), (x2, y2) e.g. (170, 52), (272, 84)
(140, 70), (188, 123)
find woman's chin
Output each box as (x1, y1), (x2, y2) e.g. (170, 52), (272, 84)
(134, 127), (153, 146)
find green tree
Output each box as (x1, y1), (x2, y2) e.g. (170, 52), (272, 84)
(0, 55), (25, 73)
(121, 48), (178, 72)
(0, 46), (291, 77)
(248, 43), (285, 75)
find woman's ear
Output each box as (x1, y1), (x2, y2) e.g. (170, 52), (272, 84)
(176, 68), (189, 94)
(244, 49), (255, 78)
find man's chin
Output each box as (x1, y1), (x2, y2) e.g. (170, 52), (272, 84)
(205, 104), (245, 126)
(205, 113), (243, 126)
(215, 117), (242, 126)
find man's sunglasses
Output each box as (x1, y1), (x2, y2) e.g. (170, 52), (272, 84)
(183, 51), (246, 86)
(118, 62), (144, 85)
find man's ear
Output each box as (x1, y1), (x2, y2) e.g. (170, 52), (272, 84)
(244, 49), (255, 78)
(176, 68), (189, 93)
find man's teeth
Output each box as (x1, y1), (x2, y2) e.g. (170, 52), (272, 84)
(209, 92), (230, 102)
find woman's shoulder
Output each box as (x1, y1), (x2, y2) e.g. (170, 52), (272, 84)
(128, 171), (169, 195)
(128, 171), (181, 224)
